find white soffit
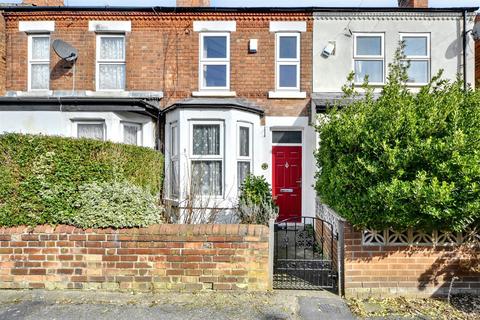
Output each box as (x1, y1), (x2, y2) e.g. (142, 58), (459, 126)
(269, 21), (306, 32)
(193, 21), (236, 32)
(88, 21), (132, 32)
(19, 21), (55, 32)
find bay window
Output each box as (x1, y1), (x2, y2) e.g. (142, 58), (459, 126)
(75, 121), (106, 141)
(122, 122), (142, 146)
(96, 34), (126, 91)
(199, 33), (230, 90)
(28, 34), (50, 91)
(190, 122), (224, 196)
(170, 122), (179, 198)
(353, 33), (385, 84)
(276, 33), (300, 91)
(401, 33), (430, 85)
(237, 123), (252, 190)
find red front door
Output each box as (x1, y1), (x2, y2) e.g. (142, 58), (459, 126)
(272, 146), (302, 222)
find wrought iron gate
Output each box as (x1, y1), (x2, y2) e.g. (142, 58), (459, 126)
(273, 216), (338, 291)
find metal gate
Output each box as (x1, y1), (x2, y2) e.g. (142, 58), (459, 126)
(273, 216), (338, 291)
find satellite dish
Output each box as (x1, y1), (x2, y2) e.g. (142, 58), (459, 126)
(52, 39), (78, 62)
(471, 23), (480, 41)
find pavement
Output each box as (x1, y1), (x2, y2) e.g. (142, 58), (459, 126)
(0, 289), (356, 320)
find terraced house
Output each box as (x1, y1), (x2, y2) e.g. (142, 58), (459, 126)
(0, 0), (476, 222)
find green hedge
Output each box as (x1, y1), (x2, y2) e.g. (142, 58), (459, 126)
(0, 133), (164, 227)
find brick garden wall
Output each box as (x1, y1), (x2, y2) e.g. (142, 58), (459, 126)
(0, 224), (270, 291)
(344, 224), (480, 297)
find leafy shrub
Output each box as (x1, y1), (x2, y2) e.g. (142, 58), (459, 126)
(316, 49), (480, 232)
(0, 133), (164, 227)
(237, 175), (278, 225)
(69, 181), (163, 229)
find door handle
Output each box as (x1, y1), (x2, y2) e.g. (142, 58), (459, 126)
(296, 180), (302, 184)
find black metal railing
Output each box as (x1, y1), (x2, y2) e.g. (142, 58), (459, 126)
(273, 216), (338, 291)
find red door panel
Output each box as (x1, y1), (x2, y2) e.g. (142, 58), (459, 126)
(272, 146), (302, 222)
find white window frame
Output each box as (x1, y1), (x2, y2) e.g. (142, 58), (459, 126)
(170, 122), (179, 199)
(189, 120), (225, 197)
(28, 34), (50, 91)
(199, 32), (230, 91)
(96, 34), (126, 91)
(73, 120), (106, 141)
(122, 122), (142, 146)
(237, 122), (253, 190)
(275, 32), (301, 92)
(353, 33), (385, 85)
(400, 33), (431, 86)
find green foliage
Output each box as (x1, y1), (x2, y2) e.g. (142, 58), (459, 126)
(237, 175), (278, 225)
(315, 48), (480, 232)
(0, 133), (164, 227)
(69, 181), (163, 229)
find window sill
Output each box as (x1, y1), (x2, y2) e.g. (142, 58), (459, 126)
(268, 91), (306, 99)
(192, 91), (236, 98)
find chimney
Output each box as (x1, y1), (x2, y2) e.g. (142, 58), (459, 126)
(22, 0), (64, 5)
(398, 0), (428, 8)
(176, 0), (210, 7)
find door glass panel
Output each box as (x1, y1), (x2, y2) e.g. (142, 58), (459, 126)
(272, 131), (302, 144)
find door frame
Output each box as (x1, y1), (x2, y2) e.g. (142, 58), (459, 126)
(270, 127), (305, 219)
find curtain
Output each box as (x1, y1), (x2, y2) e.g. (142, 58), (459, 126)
(239, 127), (250, 157)
(123, 124), (139, 145)
(32, 37), (50, 60)
(170, 160), (179, 197)
(237, 161), (251, 189)
(78, 123), (104, 140)
(193, 125), (220, 155)
(100, 37), (125, 60)
(99, 64), (125, 90)
(192, 161), (222, 196)
(30, 64), (49, 90)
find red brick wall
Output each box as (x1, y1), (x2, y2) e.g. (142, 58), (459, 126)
(3, 10), (312, 117)
(0, 224), (270, 291)
(344, 224), (480, 297)
(0, 12), (5, 96)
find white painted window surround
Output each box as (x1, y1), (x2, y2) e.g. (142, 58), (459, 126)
(400, 33), (431, 85)
(28, 34), (50, 91)
(193, 21), (236, 32)
(269, 21), (306, 33)
(19, 21), (55, 32)
(88, 21), (131, 33)
(353, 33), (385, 85)
(96, 34), (126, 91)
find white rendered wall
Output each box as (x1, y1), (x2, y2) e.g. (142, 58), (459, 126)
(0, 111), (156, 148)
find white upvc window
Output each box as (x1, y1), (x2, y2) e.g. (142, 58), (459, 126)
(96, 34), (126, 91)
(190, 121), (224, 197)
(400, 33), (431, 85)
(237, 122), (253, 190)
(353, 33), (385, 85)
(199, 32), (230, 91)
(170, 122), (179, 198)
(74, 120), (106, 141)
(28, 34), (50, 91)
(275, 33), (300, 91)
(122, 122), (142, 146)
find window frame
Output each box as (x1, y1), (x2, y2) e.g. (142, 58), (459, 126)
(28, 34), (50, 91)
(199, 32), (231, 91)
(121, 121), (142, 146)
(275, 32), (301, 92)
(170, 122), (179, 198)
(96, 33), (126, 92)
(353, 32), (385, 85)
(189, 120), (225, 197)
(400, 33), (431, 86)
(237, 122), (253, 190)
(74, 120), (106, 141)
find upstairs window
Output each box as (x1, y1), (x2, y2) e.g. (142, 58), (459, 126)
(353, 33), (384, 84)
(401, 33), (430, 85)
(276, 33), (300, 91)
(28, 35), (50, 91)
(96, 35), (126, 91)
(200, 33), (230, 90)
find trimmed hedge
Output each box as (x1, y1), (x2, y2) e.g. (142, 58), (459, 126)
(0, 133), (164, 227)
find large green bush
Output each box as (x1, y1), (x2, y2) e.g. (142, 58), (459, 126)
(237, 175), (278, 225)
(0, 133), (164, 227)
(316, 50), (480, 232)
